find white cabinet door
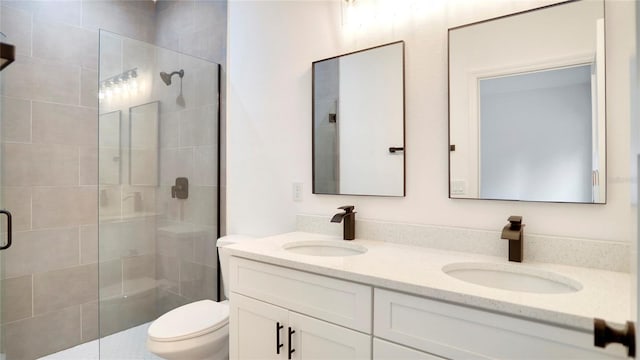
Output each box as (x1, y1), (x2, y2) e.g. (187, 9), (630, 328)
(289, 312), (371, 360)
(373, 338), (444, 360)
(230, 293), (289, 360)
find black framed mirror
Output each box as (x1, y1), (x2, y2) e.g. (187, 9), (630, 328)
(312, 41), (405, 197)
(448, 0), (605, 204)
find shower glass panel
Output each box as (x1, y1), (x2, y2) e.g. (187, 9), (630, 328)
(98, 31), (220, 358)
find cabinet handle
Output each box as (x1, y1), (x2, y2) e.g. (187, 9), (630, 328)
(288, 327), (295, 359)
(276, 322), (284, 354)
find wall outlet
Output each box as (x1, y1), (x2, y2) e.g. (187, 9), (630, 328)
(292, 182), (303, 201)
(451, 180), (466, 195)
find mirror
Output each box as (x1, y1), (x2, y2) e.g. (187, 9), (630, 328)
(448, 0), (605, 203)
(312, 41), (405, 197)
(99, 111), (121, 185)
(129, 101), (159, 186)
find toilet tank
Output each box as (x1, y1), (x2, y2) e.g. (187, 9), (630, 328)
(217, 235), (255, 298)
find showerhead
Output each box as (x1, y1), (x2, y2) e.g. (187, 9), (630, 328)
(159, 69), (184, 86)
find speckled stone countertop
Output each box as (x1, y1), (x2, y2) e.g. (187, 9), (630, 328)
(226, 232), (630, 332)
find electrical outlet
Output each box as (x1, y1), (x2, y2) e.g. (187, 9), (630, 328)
(451, 180), (466, 195)
(293, 182), (303, 201)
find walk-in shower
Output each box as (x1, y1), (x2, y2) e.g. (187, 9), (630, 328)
(95, 30), (221, 359)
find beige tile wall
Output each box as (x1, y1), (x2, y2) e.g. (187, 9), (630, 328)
(0, 1), (156, 359)
(0, 0), (226, 358)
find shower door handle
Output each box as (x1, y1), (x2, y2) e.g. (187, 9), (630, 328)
(0, 210), (12, 250)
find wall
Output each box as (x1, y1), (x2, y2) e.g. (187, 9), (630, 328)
(0, 1), (156, 359)
(227, 0), (636, 245)
(0, 1), (227, 358)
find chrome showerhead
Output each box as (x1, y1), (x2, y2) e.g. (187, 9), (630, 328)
(159, 69), (184, 86)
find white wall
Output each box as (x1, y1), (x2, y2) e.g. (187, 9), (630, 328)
(227, 0), (636, 243)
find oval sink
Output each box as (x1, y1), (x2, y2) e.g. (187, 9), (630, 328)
(442, 262), (582, 294)
(283, 240), (367, 257)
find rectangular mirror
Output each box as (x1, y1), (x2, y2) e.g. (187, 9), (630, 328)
(313, 41), (405, 197)
(448, 0), (605, 203)
(99, 110), (121, 185)
(129, 101), (159, 186)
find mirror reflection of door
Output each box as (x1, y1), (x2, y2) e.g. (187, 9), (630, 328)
(448, 0), (605, 203)
(313, 41), (405, 197)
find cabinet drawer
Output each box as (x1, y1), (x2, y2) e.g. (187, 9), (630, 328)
(374, 338), (444, 360)
(230, 257), (372, 332)
(374, 289), (625, 359)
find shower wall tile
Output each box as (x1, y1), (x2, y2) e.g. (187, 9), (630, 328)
(1, 56), (80, 105)
(159, 111), (179, 148)
(82, 0), (155, 43)
(180, 261), (216, 301)
(79, 146), (98, 186)
(2, 1), (81, 27)
(193, 229), (218, 266)
(179, 106), (217, 147)
(2, 186), (31, 232)
(184, 185), (217, 227)
(33, 263), (98, 315)
(4, 227), (79, 278)
(81, 301), (99, 342)
(97, 31), (123, 81)
(32, 186), (97, 228)
(156, 287), (190, 317)
(123, 254), (155, 295)
(99, 259), (122, 299)
(1, 96), (31, 143)
(80, 68), (99, 109)
(156, 254), (179, 294)
(0, 5), (32, 57)
(32, 21), (98, 69)
(194, 146), (218, 186)
(99, 218), (155, 261)
(160, 148), (194, 186)
(3, 305), (81, 360)
(1, 275), (33, 324)
(32, 102), (97, 146)
(80, 224), (98, 264)
(99, 287), (155, 337)
(4, 143), (80, 186)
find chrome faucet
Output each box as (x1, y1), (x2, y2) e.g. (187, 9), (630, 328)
(331, 205), (356, 240)
(501, 216), (524, 262)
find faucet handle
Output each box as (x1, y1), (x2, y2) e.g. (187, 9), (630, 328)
(338, 205), (355, 213)
(507, 215), (523, 229)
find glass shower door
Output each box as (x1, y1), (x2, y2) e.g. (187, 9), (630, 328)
(98, 31), (220, 359)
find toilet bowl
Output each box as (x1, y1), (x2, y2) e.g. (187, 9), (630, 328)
(146, 235), (254, 360)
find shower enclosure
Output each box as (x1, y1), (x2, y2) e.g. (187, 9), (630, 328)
(97, 31), (220, 358)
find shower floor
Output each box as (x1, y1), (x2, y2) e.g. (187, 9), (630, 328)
(39, 322), (162, 360)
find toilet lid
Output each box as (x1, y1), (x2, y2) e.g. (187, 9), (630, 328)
(148, 300), (229, 342)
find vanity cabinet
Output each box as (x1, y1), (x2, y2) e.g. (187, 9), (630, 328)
(374, 289), (625, 359)
(229, 256), (626, 360)
(229, 257), (372, 360)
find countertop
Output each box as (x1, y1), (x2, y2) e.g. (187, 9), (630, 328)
(226, 231), (630, 332)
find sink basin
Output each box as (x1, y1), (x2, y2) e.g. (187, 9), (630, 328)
(442, 262), (582, 294)
(283, 240), (367, 257)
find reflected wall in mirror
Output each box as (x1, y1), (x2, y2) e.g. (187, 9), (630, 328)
(448, 0), (605, 203)
(129, 101), (159, 186)
(313, 41), (405, 197)
(99, 111), (121, 185)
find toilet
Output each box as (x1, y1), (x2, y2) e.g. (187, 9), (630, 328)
(146, 235), (254, 360)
